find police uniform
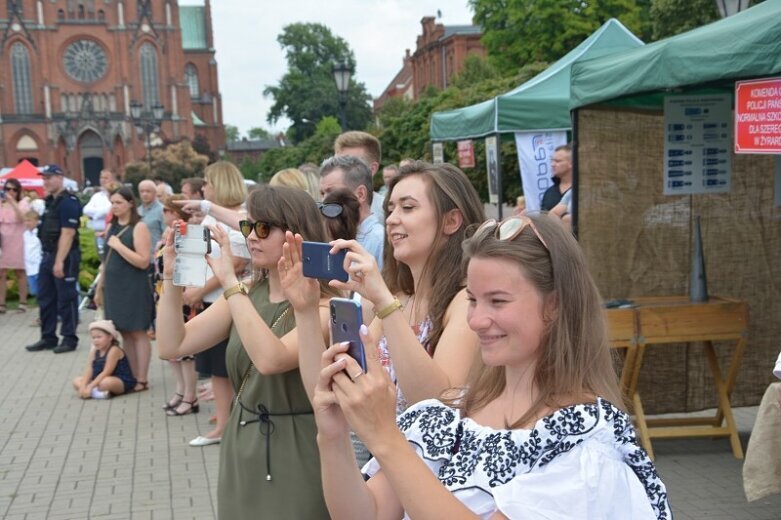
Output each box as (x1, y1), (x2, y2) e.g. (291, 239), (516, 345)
(36, 188), (82, 350)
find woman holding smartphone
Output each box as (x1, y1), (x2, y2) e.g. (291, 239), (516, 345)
(330, 161), (484, 413)
(156, 185), (336, 519)
(0, 178), (30, 313)
(313, 213), (671, 519)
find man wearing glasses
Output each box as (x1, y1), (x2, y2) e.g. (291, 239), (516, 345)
(25, 164), (82, 354)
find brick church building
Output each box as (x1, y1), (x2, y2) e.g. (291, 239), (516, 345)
(0, 0), (224, 186)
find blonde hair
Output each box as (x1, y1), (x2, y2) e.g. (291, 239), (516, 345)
(204, 161), (247, 208)
(334, 131), (381, 166)
(450, 214), (624, 428)
(269, 168), (308, 191)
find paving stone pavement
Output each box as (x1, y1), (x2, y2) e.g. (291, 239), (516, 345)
(1, 308), (780, 519)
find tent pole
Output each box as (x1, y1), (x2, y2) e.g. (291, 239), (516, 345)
(571, 109), (579, 239)
(496, 133), (503, 220)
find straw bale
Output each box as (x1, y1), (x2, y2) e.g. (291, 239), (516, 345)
(578, 107), (781, 414)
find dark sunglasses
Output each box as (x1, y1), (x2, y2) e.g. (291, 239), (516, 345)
(239, 219), (275, 239)
(317, 202), (343, 218)
(474, 216), (549, 250)
(5, 187), (18, 192)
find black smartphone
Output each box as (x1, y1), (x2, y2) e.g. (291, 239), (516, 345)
(330, 298), (367, 373)
(302, 241), (348, 282)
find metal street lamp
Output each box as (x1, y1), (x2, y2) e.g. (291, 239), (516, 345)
(130, 100), (165, 172)
(332, 60), (353, 130)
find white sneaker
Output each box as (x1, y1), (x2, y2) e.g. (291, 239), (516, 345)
(189, 435), (221, 447)
(91, 388), (110, 399)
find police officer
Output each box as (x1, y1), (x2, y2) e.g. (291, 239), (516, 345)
(25, 164), (82, 353)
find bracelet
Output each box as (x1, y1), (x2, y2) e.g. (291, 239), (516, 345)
(374, 298), (402, 319)
(200, 200), (212, 216)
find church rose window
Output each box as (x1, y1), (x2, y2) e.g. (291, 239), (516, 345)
(63, 39), (108, 83)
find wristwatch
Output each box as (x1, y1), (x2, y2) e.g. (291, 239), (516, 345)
(223, 282), (248, 300)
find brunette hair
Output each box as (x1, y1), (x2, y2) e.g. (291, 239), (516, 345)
(322, 188), (360, 241)
(204, 161), (247, 208)
(246, 185), (340, 298)
(383, 161), (485, 352)
(110, 186), (140, 225)
(3, 178), (23, 201)
(181, 177), (205, 199)
(452, 213), (624, 428)
(163, 194), (191, 221)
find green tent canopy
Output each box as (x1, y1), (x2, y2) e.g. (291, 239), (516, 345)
(429, 18), (643, 141)
(570, 0), (781, 110)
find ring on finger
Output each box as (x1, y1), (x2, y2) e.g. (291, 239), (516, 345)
(355, 270), (364, 278)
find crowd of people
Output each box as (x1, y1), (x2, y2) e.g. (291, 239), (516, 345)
(7, 131), (669, 519)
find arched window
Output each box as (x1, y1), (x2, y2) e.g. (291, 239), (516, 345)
(97, 9), (105, 21)
(140, 43), (160, 108)
(184, 64), (199, 99)
(11, 43), (33, 114)
(57, 9), (65, 21)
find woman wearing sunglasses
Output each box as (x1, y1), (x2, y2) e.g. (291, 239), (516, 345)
(0, 178), (30, 313)
(313, 213), (671, 519)
(156, 185), (337, 519)
(321, 188), (360, 242)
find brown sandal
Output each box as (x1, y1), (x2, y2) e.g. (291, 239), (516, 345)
(133, 381), (149, 393)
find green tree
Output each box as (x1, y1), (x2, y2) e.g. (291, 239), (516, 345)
(376, 62), (548, 205)
(224, 124), (240, 142)
(124, 140), (209, 191)
(469, 0), (651, 73)
(263, 23), (372, 143)
(248, 127), (273, 140)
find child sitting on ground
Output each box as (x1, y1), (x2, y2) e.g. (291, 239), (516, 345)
(72, 320), (137, 399)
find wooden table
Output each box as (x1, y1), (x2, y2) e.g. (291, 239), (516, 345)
(606, 296), (749, 460)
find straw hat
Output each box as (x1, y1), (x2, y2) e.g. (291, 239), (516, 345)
(88, 320), (120, 341)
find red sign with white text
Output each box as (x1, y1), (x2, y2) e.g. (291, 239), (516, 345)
(735, 77), (781, 154)
(457, 140), (475, 168)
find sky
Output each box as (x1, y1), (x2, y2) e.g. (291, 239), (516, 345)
(179, 0), (475, 137)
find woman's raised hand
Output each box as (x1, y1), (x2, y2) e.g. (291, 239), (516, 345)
(279, 231), (321, 312)
(321, 327), (398, 450)
(172, 199), (205, 217)
(205, 224), (238, 288)
(161, 225), (176, 279)
(328, 239), (393, 306)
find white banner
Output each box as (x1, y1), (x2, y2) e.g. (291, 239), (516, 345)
(514, 131), (567, 212)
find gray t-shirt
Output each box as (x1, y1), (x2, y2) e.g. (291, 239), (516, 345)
(138, 200), (165, 258)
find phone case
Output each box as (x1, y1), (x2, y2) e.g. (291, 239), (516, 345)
(173, 224), (212, 287)
(330, 298), (367, 372)
(302, 241), (348, 282)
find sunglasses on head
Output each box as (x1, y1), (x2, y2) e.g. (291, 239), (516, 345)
(474, 216), (549, 250)
(239, 219), (275, 239)
(317, 202), (343, 218)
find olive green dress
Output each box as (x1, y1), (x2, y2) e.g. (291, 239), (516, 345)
(217, 280), (328, 519)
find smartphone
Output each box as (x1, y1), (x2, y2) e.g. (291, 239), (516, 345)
(173, 223), (212, 287)
(330, 298), (367, 373)
(302, 241), (348, 282)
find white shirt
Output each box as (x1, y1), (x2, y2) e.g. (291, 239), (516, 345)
(364, 398), (670, 520)
(201, 215), (251, 303)
(23, 228), (42, 276)
(82, 190), (111, 231)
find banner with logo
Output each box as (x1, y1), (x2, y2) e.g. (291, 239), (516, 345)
(432, 142), (444, 164)
(485, 136), (499, 204)
(514, 131), (567, 212)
